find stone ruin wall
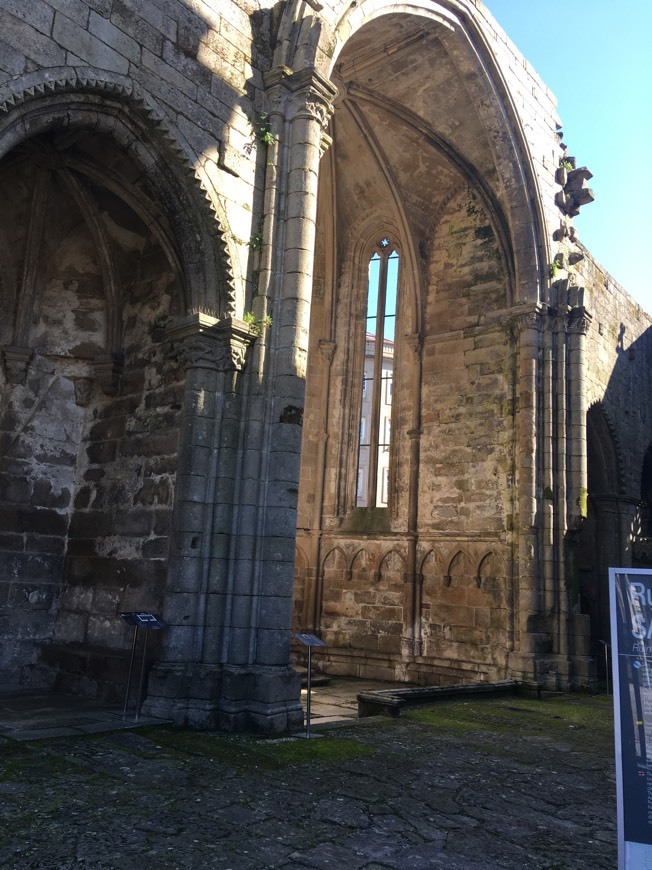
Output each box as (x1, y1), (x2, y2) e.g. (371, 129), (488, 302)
(0, 142), (185, 693)
(0, 0), (269, 692)
(0, 0), (649, 697)
(295, 183), (515, 684)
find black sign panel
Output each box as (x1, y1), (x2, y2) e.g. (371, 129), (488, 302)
(120, 612), (167, 630)
(610, 569), (652, 868)
(294, 633), (327, 648)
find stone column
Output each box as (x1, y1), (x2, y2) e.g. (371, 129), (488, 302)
(509, 306), (544, 677)
(403, 334), (423, 658)
(143, 313), (253, 727)
(553, 310), (570, 665)
(302, 338), (336, 632)
(566, 306), (592, 530)
(214, 67), (337, 732)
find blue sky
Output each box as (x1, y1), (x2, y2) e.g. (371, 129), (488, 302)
(485, 0), (652, 315)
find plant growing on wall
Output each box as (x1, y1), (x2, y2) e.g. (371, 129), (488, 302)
(243, 310), (272, 336)
(254, 113), (275, 146)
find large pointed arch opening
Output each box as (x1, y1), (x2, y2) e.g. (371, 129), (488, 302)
(292, 8), (531, 685)
(0, 88), (234, 697)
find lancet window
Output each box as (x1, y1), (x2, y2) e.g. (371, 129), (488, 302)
(356, 239), (398, 508)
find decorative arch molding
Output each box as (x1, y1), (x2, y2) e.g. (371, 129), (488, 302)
(587, 401), (626, 497)
(294, 545), (309, 571)
(476, 550), (506, 587)
(321, 545), (348, 572)
(444, 548), (471, 585)
(339, 212), (417, 333)
(274, 0), (548, 304)
(0, 68), (238, 316)
(378, 548), (406, 581)
(350, 546), (375, 578)
(419, 547), (441, 575)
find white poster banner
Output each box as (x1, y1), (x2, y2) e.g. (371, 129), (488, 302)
(610, 568), (652, 870)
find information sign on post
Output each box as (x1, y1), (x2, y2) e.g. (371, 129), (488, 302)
(294, 633), (327, 739)
(120, 611), (167, 721)
(610, 568), (652, 869)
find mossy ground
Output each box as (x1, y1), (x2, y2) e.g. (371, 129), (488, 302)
(0, 694), (617, 869)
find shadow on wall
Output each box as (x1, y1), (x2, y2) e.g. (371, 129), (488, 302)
(0, 1), (276, 700)
(575, 323), (652, 676)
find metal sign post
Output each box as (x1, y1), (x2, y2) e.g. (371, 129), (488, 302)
(120, 612), (167, 721)
(598, 639), (610, 696)
(294, 633), (327, 739)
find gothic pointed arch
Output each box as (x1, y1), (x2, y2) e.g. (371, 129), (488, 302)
(444, 549), (470, 586)
(586, 402), (625, 497)
(350, 547), (375, 578)
(577, 402), (627, 666)
(379, 548), (406, 578)
(477, 551), (506, 588)
(0, 68), (238, 316)
(274, 0), (549, 303)
(321, 545), (347, 573)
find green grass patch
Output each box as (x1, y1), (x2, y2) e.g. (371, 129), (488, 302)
(403, 694), (613, 746)
(0, 741), (73, 780)
(131, 727), (374, 770)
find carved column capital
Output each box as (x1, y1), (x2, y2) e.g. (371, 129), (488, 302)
(166, 313), (255, 373)
(514, 306), (545, 334)
(2, 345), (33, 384)
(264, 66), (338, 129)
(567, 307), (592, 336)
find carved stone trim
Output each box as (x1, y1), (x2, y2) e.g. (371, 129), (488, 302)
(166, 314), (255, 372)
(2, 345), (33, 384)
(319, 130), (333, 157)
(94, 352), (125, 396)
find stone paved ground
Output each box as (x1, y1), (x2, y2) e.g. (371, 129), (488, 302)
(0, 693), (615, 869)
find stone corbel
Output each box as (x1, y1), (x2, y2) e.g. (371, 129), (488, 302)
(318, 339), (336, 365)
(94, 352), (125, 396)
(2, 345), (33, 385)
(405, 333), (423, 360)
(166, 313), (255, 372)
